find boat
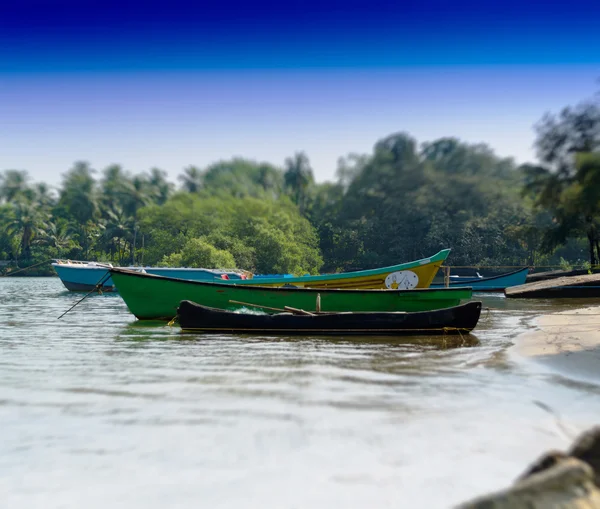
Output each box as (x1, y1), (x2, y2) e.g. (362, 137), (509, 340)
(176, 300), (483, 336)
(51, 259), (246, 292)
(505, 273), (600, 298)
(430, 267), (529, 292)
(108, 268), (473, 321)
(54, 249), (451, 292)
(226, 249), (451, 289)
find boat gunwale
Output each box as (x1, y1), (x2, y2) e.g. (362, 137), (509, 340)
(109, 267), (472, 295)
(51, 262), (236, 274)
(231, 249), (450, 284)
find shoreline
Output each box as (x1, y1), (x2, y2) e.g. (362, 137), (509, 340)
(511, 305), (600, 382)
(0, 274), (57, 277)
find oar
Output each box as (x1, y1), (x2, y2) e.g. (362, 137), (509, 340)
(57, 271), (111, 320)
(228, 300), (314, 316)
(228, 300), (285, 312)
(284, 306), (314, 316)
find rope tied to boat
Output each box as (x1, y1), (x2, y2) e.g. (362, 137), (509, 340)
(0, 258), (53, 277)
(57, 271), (112, 319)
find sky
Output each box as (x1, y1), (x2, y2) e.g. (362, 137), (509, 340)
(1, 0), (599, 187)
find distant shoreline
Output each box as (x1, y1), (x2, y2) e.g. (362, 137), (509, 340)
(0, 273), (57, 278)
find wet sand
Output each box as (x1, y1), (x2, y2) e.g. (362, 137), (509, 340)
(513, 306), (600, 381)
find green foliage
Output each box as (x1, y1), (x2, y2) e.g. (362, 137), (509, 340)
(559, 257), (572, 271)
(202, 159), (284, 199)
(314, 132), (532, 270)
(521, 100), (600, 265)
(284, 152), (314, 214)
(160, 237), (236, 269)
(139, 193), (322, 274)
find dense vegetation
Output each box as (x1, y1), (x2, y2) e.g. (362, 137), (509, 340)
(1, 95), (599, 276)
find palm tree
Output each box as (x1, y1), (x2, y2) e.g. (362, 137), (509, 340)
(36, 220), (77, 258)
(147, 167), (173, 205)
(99, 164), (129, 210)
(59, 161), (98, 257)
(5, 201), (44, 261)
(284, 152), (314, 214)
(34, 182), (57, 209)
(124, 175), (154, 217)
(0, 169), (30, 203)
(101, 206), (135, 264)
(178, 165), (203, 193)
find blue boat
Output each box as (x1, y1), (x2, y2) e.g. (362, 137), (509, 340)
(430, 267), (529, 292)
(51, 260), (246, 292)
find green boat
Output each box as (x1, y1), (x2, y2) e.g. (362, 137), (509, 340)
(109, 268), (473, 321)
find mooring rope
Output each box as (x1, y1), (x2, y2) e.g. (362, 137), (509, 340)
(0, 258), (53, 277)
(57, 272), (112, 320)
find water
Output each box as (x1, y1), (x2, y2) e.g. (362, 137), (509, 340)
(1, 278), (599, 508)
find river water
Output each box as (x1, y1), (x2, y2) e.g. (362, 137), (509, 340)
(1, 278), (599, 508)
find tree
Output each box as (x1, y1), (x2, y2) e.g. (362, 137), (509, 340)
(202, 159), (284, 199)
(58, 161), (99, 257)
(147, 168), (173, 205)
(137, 194), (323, 274)
(523, 99), (600, 265)
(33, 182), (57, 209)
(5, 201), (45, 261)
(0, 170), (30, 203)
(160, 237), (236, 268)
(36, 220), (78, 258)
(284, 152), (314, 214)
(99, 164), (129, 210)
(535, 101), (600, 175)
(101, 206), (135, 264)
(178, 165), (203, 193)
(335, 153), (369, 192)
(59, 161), (98, 224)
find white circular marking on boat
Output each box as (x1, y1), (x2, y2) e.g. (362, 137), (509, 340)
(384, 270), (419, 289)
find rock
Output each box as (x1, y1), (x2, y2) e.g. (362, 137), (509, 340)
(457, 427), (600, 509)
(569, 427), (600, 487)
(458, 458), (600, 508)
(517, 450), (570, 482)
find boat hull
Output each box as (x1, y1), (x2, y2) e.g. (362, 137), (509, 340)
(109, 268), (473, 321)
(177, 300), (483, 335)
(430, 268), (529, 292)
(505, 273), (600, 298)
(505, 287), (600, 298)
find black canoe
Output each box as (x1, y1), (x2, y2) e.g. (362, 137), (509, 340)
(177, 300), (482, 336)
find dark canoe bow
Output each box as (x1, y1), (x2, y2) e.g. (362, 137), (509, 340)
(177, 300), (483, 336)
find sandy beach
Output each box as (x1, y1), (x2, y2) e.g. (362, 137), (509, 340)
(513, 305), (600, 381)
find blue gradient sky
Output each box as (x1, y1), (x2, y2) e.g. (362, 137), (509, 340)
(1, 0), (599, 185)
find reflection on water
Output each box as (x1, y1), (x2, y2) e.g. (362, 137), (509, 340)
(1, 278), (599, 509)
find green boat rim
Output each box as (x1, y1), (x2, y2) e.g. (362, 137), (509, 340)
(109, 266), (470, 295)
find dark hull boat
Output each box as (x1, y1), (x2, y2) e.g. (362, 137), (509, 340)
(177, 300), (483, 336)
(505, 273), (600, 298)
